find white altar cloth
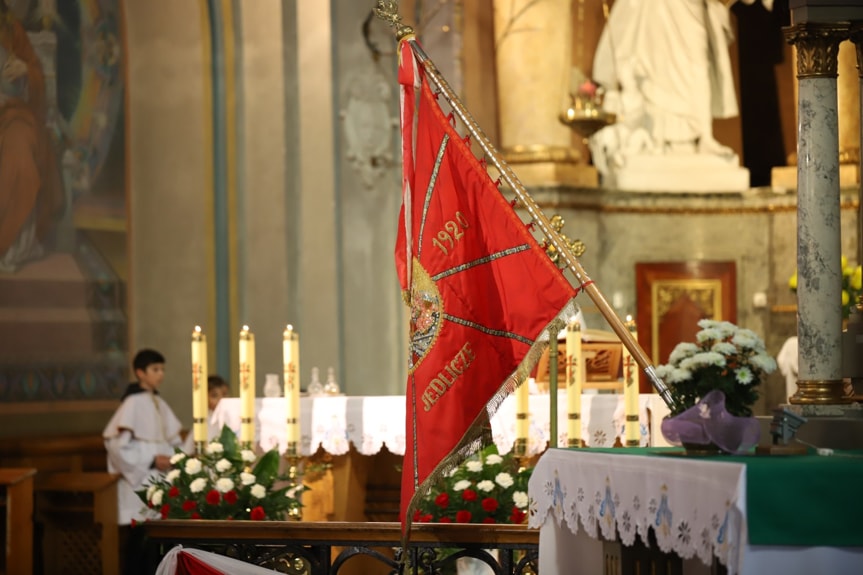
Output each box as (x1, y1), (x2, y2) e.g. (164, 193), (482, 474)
(528, 448), (863, 575)
(210, 393), (671, 457)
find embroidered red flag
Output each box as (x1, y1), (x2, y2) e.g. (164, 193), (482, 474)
(396, 38), (577, 531)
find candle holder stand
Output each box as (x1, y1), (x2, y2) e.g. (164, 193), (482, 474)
(284, 443), (304, 521)
(195, 441), (207, 456)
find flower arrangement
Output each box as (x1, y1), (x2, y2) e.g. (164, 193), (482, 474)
(656, 320), (777, 417)
(414, 445), (531, 525)
(138, 426), (304, 521)
(789, 255), (862, 319)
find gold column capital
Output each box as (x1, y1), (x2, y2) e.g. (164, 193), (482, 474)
(784, 22), (851, 79)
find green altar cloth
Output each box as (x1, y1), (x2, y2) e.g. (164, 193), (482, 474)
(580, 447), (863, 547)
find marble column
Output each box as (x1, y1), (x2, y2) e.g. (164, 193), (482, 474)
(785, 23), (851, 404)
(492, 0), (596, 187)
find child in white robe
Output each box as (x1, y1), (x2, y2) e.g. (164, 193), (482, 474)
(104, 349), (192, 574)
(104, 349), (191, 525)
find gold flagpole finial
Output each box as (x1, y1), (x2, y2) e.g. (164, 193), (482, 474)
(375, 0), (414, 39)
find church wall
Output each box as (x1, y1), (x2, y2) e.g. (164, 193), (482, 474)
(127, 0), (212, 421)
(236, 0), (292, 388)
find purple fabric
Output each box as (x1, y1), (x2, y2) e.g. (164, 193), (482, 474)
(660, 389), (761, 454)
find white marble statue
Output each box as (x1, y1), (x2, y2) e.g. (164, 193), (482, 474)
(589, 0), (763, 192)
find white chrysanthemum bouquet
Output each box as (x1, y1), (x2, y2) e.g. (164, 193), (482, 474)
(415, 445), (531, 525)
(138, 425), (304, 521)
(656, 319), (778, 417)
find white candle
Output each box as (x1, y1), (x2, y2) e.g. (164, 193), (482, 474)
(283, 324), (300, 454)
(623, 316), (640, 447)
(239, 325), (256, 445)
(191, 326), (208, 444)
(566, 319), (582, 448)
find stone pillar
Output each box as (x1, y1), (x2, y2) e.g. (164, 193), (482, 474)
(492, 0), (596, 187)
(785, 23), (851, 405)
(854, 28), (863, 270)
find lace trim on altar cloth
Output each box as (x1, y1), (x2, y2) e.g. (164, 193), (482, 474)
(528, 450), (748, 575)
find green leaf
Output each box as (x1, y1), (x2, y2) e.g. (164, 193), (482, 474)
(218, 424), (239, 454)
(252, 449), (280, 484)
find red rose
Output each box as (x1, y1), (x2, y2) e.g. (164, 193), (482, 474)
(434, 493), (449, 508)
(510, 507), (526, 524)
(455, 510), (472, 523)
(181, 500), (197, 512)
(190, 512), (201, 519)
(168, 486), (180, 498)
(419, 514), (433, 523)
(160, 504), (171, 519)
(461, 489), (477, 502)
(224, 490), (238, 505)
(439, 516), (452, 523)
(250, 506), (266, 520)
(482, 517), (496, 524)
(130, 519), (137, 528)
(481, 497), (499, 513)
(206, 489), (221, 505)
(412, 509), (422, 521)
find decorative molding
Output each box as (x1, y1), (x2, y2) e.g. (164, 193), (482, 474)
(784, 22), (851, 79)
(851, 24), (863, 78)
(502, 144), (581, 164)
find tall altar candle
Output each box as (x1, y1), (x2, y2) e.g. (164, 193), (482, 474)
(515, 377), (530, 456)
(566, 319), (582, 448)
(283, 324), (300, 454)
(622, 316), (640, 446)
(239, 325), (256, 445)
(191, 326), (208, 445)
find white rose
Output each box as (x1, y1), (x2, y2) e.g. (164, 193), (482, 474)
(485, 454), (503, 465)
(184, 458), (203, 475)
(206, 442), (224, 455)
(150, 489), (163, 506)
(466, 460), (483, 473)
(215, 458), (232, 473)
(286, 487), (298, 499)
(165, 469), (181, 484)
(513, 491), (528, 509)
(240, 472), (256, 486)
(146, 484), (157, 500)
(250, 484), (266, 499)
(477, 480), (495, 492)
(495, 472), (514, 488)
(189, 477), (208, 493)
(453, 480), (471, 491)
(216, 477), (235, 493)
(169, 452), (187, 465)
(241, 449), (257, 463)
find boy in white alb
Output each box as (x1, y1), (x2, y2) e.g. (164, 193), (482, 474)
(104, 349), (191, 574)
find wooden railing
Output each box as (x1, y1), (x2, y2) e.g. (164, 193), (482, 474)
(143, 520), (539, 575)
(0, 468), (36, 575)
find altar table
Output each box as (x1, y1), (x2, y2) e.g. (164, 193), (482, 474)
(529, 448), (863, 575)
(210, 393), (672, 456)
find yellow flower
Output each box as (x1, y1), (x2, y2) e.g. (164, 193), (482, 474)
(842, 290), (850, 306)
(841, 255), (849, 273)
(788, 272), (797, 291)
(851, 266), (862, 291)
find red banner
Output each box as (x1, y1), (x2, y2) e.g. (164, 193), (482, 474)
(396, 38), (577, 530)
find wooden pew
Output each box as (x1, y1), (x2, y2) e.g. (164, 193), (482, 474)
(35, 472), (119, 575)
(0, 468), (36, 575)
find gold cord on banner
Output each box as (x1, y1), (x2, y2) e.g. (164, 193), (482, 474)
(374, 0), (676, 412)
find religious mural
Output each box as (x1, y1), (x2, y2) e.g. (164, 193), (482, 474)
(0, 0), (126, 404)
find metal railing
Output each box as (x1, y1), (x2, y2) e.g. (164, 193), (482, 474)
(143, 520), (538, 575)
